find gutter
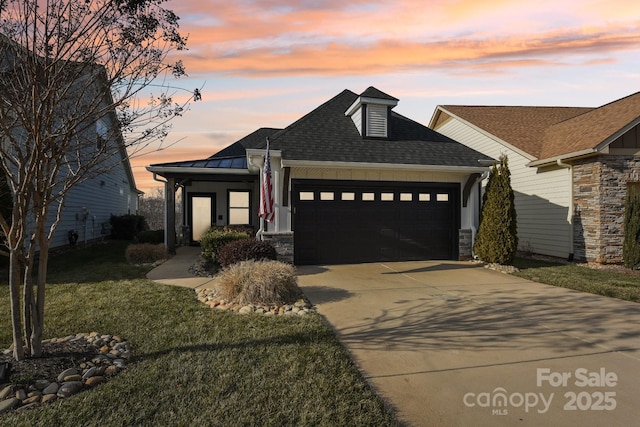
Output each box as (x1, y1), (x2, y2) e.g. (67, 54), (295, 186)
(556, 159), (574, 261)
(281, 159), (489, 173)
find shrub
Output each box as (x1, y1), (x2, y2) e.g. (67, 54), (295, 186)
(136, 229), (165, 244)
(125, 243), (168, 264)
(474, 155), (518, 265)
(218, 239), (277, 268)
(200, 227), (249, 262)
(217, 260), (301, 306)
(623, 184), (640, 269)
(110, 214), (147, 240)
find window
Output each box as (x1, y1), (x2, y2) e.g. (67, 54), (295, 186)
(436, 193), (449, 202)
(400, 193), (413, 201)
(419, 193), (431, 202)
(320, 192), (334, 201)
(341, 192), (355, 201)
(362, 192), (375, 201)
(381, 193), (394, 201)
(228, 190), (250, 225)
(96, 119), (108, 150)
(299, 192), (314, 201)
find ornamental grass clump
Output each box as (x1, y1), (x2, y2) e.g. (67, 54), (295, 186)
(125, 243), (168, 264)
(216, 260), (301, 306)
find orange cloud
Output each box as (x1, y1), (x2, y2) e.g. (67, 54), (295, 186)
(176, 24), (640, 76)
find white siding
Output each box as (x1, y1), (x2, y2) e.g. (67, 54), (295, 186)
(350, 107), (363, 136)
(435, 117), (573, 258)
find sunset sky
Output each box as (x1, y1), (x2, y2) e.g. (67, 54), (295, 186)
(132, 0), (640, 193)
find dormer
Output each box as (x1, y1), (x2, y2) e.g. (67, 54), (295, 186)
(345, 87), (399, 138)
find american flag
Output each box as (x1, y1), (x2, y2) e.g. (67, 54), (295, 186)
(259, 138), (275, 223)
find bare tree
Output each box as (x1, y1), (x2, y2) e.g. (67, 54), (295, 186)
(0, 0), (194, 360)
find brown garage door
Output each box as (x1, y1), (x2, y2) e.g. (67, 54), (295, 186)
(293, 180), (460, 265)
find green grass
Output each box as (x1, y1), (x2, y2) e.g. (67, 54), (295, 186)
(513, 258), (640, 302)
(0, 242), (399, 426)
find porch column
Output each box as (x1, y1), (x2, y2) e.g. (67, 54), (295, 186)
(165, 177), (176, 254)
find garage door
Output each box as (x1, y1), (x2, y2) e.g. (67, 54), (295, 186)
(293, 180), (460, 265)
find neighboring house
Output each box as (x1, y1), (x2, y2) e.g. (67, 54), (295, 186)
(430, 92), (640, 264)
(147, 87), (493, 265)
(0, 35), (140, 250)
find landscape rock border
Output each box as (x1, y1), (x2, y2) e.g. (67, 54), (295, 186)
(196, 288), (316, 316)
(0, 332), (131, 415)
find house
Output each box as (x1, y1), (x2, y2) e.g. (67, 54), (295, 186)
(430, 92), (640, 264)
(0, 34), (141, 250)
(147, 87), (493, 265)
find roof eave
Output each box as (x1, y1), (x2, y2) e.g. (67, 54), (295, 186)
(527, 148), (598, 167)
(281, 159), (489, 173)
(145, 166), (253, 175)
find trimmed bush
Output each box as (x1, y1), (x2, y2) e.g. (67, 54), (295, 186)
(623, 184), (640, 269)
(218, 239), (277, 268)
(474, 154), (518, 265)
(110, 214), (147, 240)
(216, 260), (301, 306)
(136, 229), (165, 244)
(200, 227), (249, 262)
(125, 243), (168, 264)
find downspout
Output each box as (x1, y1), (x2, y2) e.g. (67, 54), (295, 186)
(152, 173), (170, 247)
(556, 159), (574, 261)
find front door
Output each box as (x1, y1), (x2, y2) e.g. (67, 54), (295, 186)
(188, 193), (216, 243)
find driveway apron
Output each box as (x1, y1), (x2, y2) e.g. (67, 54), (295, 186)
(297, 261), (640, 427)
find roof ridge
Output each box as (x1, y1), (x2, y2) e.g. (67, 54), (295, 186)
(267, 89), (358, 145)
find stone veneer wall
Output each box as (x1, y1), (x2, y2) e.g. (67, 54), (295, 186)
(459, 229), (473, 260)
(573, 155), (640, 263)
(260, 232), (294, 264)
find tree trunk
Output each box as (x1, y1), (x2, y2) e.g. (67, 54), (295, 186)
(31, 238), (49, 357)
(8, 250), (24, 361)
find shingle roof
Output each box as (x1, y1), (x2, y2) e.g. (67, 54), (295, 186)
(262, 89), (492, 167)
(540, 91), (640, 159)
(440, 91), (640, 162)
(209, 127), (281, 159)
(360, 86), (398, 101)
(440, 105), (592, 159)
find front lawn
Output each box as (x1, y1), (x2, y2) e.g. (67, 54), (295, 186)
(0, 241), (399, 426)
(512, 257), (640, 302)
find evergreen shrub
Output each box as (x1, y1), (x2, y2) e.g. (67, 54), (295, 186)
(218, 239), (277, 268)
(474, 155), (518, 265)
(623, 184), (640, 269)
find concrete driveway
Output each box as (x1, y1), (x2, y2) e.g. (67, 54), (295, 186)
(296, 261), (640, 427)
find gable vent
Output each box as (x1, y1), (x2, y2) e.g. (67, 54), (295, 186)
(367, 104), (388, 137)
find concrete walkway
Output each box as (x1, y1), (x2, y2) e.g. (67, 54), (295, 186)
(297, 261), (640, 427)
(146, 246), (217, 289)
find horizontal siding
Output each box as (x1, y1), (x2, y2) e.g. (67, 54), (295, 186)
(50, 156), (137, 249)
(436, 118), (572, 258)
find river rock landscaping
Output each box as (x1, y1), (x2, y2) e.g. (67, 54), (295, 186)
(196, 287), (315, 316)
(0, 332), (131, 415)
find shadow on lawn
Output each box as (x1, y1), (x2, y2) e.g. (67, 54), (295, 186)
(139, 329), (337, 362)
